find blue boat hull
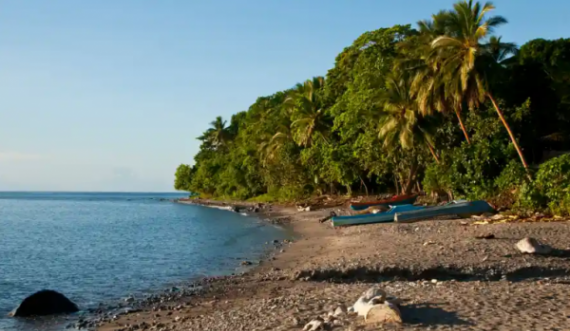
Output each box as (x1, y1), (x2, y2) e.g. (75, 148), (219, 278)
(332, 204), (424, 227)
(350, 196), (418, 211)
(394, 200), (494, 223)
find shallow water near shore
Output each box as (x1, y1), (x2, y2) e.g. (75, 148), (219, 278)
(0, 192), (288, 331)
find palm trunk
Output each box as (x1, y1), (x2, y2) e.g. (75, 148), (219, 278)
(454, 108), (471, 144)
(487, 93), (531, 177)
(427, 143), (440, 164)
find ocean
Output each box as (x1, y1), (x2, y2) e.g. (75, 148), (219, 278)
(0, 192), (288, 331)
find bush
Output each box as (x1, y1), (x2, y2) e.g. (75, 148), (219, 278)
(422, 163), (452, 197)
(518, 154), (570, 215)
(492, 161), (529, 208)
(495, 161), (528, 191)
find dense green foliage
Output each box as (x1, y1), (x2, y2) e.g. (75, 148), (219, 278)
(518, 154), (570, 215)
(175, 1), (570, 213)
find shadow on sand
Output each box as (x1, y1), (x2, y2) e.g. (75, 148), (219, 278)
(402, 302), (472, 326)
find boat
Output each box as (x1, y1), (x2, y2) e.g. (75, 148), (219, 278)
(394, 200), (494, 223)
(349, 194), (419, 211)
(332, 204), (425, 227)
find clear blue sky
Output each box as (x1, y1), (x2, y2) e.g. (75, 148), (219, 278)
(1, 0), (569, 192)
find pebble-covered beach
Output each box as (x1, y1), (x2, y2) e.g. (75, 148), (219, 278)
(95, 203), (570, 331)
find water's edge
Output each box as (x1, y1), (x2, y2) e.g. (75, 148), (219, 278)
(70, 199), (294, 330)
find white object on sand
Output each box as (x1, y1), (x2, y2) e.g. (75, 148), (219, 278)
(515, 237), (552, 254)
(351, 287), (386, 317)
(302, 317), (324, 331)
(350, 286), (402, 324)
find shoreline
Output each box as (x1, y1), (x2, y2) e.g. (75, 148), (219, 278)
(95, 200), (570, 331)
(78, 200), (302, 330)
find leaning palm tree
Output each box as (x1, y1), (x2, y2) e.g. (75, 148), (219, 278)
(398, 12), (473, 144)
(430, 0), (530, 170)
(287, 77), (329, 147)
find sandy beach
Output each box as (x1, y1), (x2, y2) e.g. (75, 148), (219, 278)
(95, 201), (570, 331)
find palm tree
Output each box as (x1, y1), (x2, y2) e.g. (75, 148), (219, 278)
(198, 116), (229, 148)
(429, 0), (530, 171)
(379, 75), (440, 163)
(398, 12), (473, 144)
(287, 77), (329, 147)
(258, 130), (290, 166)
(378, 74), (441, 195)
(251, 98), (274, 125)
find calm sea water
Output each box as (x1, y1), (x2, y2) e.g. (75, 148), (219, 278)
(0, 192), (288, 331)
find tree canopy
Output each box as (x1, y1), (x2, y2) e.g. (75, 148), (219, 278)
(175, 1), (570, 207)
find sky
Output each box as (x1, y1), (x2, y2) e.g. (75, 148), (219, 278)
(1, 0), (569, 192)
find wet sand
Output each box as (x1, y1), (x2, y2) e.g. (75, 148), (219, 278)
(96, 203), (570, 331)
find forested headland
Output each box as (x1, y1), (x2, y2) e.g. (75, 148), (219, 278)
(175, 1), (570, 215)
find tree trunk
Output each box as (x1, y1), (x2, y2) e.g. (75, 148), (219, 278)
(359, 176), (369, 196)
(454, 108), (471, 144)
(393, 177), (400, 196)
(487, 93), (531, 178)
(402, 164), (419, 195)
(427, 143), (440, 164)
(345, 184), (352, 196)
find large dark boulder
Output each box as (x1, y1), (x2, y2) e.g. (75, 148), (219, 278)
(9, 290), (79, 317)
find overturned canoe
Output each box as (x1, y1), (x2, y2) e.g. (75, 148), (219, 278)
(349, 194), (419, 211)
(394, 200), (494, 223)
(332, 204), (425, 227)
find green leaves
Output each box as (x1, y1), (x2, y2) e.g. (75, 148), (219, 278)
(175, 1), (570, 203)
(174, 164), (193, 192)
(518, 154), (570, 215)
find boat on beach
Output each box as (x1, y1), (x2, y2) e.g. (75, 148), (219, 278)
(394, 200), (494, 223)
(332, 204), (425, 227)
(349, 194), (419, 211)
(333, 200), (494, 227)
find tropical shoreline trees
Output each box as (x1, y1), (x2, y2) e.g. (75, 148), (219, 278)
(175, 1), (570, 213)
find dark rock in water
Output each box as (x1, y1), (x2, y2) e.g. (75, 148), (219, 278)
(9, 290), (79, 317)
(231, 206), (240, 213)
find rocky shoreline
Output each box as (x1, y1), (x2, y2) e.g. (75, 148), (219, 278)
(91, 201), (570, 331)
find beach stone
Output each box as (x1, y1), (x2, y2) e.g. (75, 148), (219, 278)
(515, 237), (552, 254)
(365, 301), (402, 325)
(9, 290), (79, 317)
(333, 305), (347, 316)
(289, 316), (301, 326)
(302, 317), (325, 331)
(352, 287), (388, 317)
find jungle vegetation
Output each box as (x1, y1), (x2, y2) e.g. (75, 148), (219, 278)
(175, 1), (570, 214)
